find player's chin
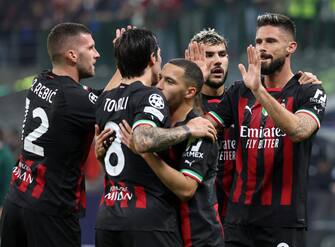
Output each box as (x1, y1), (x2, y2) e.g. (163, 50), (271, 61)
(210, 75), (224, 83)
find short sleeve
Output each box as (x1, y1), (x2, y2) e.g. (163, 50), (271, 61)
(64, 84), (97, 130)
(295, 84), (327, 128)
(132, 88), (169, 129)
(179, 137), (218, 183)
(207, 82), (239, 128)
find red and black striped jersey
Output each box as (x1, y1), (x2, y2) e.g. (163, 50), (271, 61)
(95, 81), (180, 232)
(202, 93), (235, 224)
(207, 75), (327, 227)
(8, 70), (99, 217)
(161, 110), (224, 247)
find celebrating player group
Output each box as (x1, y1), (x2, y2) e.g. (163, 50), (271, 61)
(0, 12), (326, 247)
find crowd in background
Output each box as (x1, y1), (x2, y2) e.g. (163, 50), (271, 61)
(2, 0), (335, 65)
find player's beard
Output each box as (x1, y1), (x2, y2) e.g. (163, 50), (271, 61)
(205, 70), (228, 89)
(78, 65), (94, 80)
(77, 54), (95, 80)
(261, 56), (285, 75)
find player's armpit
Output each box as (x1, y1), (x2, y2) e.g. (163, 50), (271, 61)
(289, 112), (319, 142)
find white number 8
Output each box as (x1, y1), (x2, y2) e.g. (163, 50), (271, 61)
(104, 121), (125, 176)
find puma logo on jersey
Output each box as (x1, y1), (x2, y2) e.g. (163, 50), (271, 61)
(185, 160), (195, 167)
(245, 105), (252, 114)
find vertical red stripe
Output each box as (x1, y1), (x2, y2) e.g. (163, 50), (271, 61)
(105, 180), (115, 207)
(232, 98), (248, 203)
(99, 195), (105, 206)
(31, 164), (47, 199)
(10, 156), (23, 185)
(134, 186), (146, 208)
(17, 160), (34, 193)
(213, 203), (224, 237)
(100, 177), (108, 206)
(281, 97), (294, 205)
(180, 202), (192, 247)
(245, 102), (262, 204)
(118, 182), (128, 208)
(261, 117), (275, 205)
(221, 128), (235, 217)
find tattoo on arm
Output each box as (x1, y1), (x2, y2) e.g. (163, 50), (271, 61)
(289, 114), (318, 142)
(133, 125), (191, 153)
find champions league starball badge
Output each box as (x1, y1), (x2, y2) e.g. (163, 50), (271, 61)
(148, 94), (164, 109)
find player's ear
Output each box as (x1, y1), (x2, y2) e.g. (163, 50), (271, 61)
(66, 49), (78, 63)
(149, 52), (156, 66)
(286, 41), (297, 56)
(185, 86), (196, 99)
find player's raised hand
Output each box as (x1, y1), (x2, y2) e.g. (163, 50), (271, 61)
(298, 71), (322, 85)
(238, 45), (262, 92)
(186, 117), (217, 143)
(185, 42), (211, 82)
(119, 120), (137, 154)
(113, 25), (136, 46)
(94, 124), (115, 163)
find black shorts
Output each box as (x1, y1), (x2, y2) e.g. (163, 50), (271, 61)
(224, 223), (306, 247)
(0, 200), (80, 247)
(95, 229), (183, 247)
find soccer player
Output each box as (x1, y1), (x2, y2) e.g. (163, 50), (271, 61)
(94, 29), (216, 247)
(188, 29), (234, 226)
(187, 28), (322, 227)
(206, 13), (327, 247)
(119, 58), (224, 247)
(0, 23), (100, 247)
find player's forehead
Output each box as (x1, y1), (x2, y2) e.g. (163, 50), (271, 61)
(256, 25), (291, 41)
(202, 43), (227, 53)
(63, 32), (94, 51)
(161, 63), (184, 78)
(76, 33), (95, 46)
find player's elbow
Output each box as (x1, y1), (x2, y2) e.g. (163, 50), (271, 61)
(289, 134), (306, 143)
(287, 128), (314, 143)
(176, 180), (197, 202)
(133, 138), (152, 153)
(178, 189), (196, 202)
(132, 127), (155, 153)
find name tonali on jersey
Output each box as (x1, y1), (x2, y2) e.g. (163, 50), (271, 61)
(95, 82), (179, 232)
(103, 96), (129, 112)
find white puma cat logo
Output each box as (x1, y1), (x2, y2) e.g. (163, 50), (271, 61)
(185, 160), (195, 167)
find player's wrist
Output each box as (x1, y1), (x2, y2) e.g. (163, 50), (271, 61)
(182, 125), (191, 139)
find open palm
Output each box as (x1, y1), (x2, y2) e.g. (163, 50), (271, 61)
(238, 45), (262, 92)
(185, 42), (211, 82)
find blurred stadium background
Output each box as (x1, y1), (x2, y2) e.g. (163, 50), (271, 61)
(0, 0), (335, 246)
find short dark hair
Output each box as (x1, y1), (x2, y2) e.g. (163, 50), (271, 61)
(47, 23), (92, 64)
(114, 29), (159, 78)
(168, 58), (203, 94)
(257, 13), (296, 39)
(191, 28), (227, 49)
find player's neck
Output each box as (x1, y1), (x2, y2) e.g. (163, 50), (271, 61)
(263, 62), (294, 88)
(121, 69), (153, 87)
(201, 84), (224, 97)
(121, 75), (151, 87)
(52, 66), (80, 83)
(170, 102), (193, 127)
